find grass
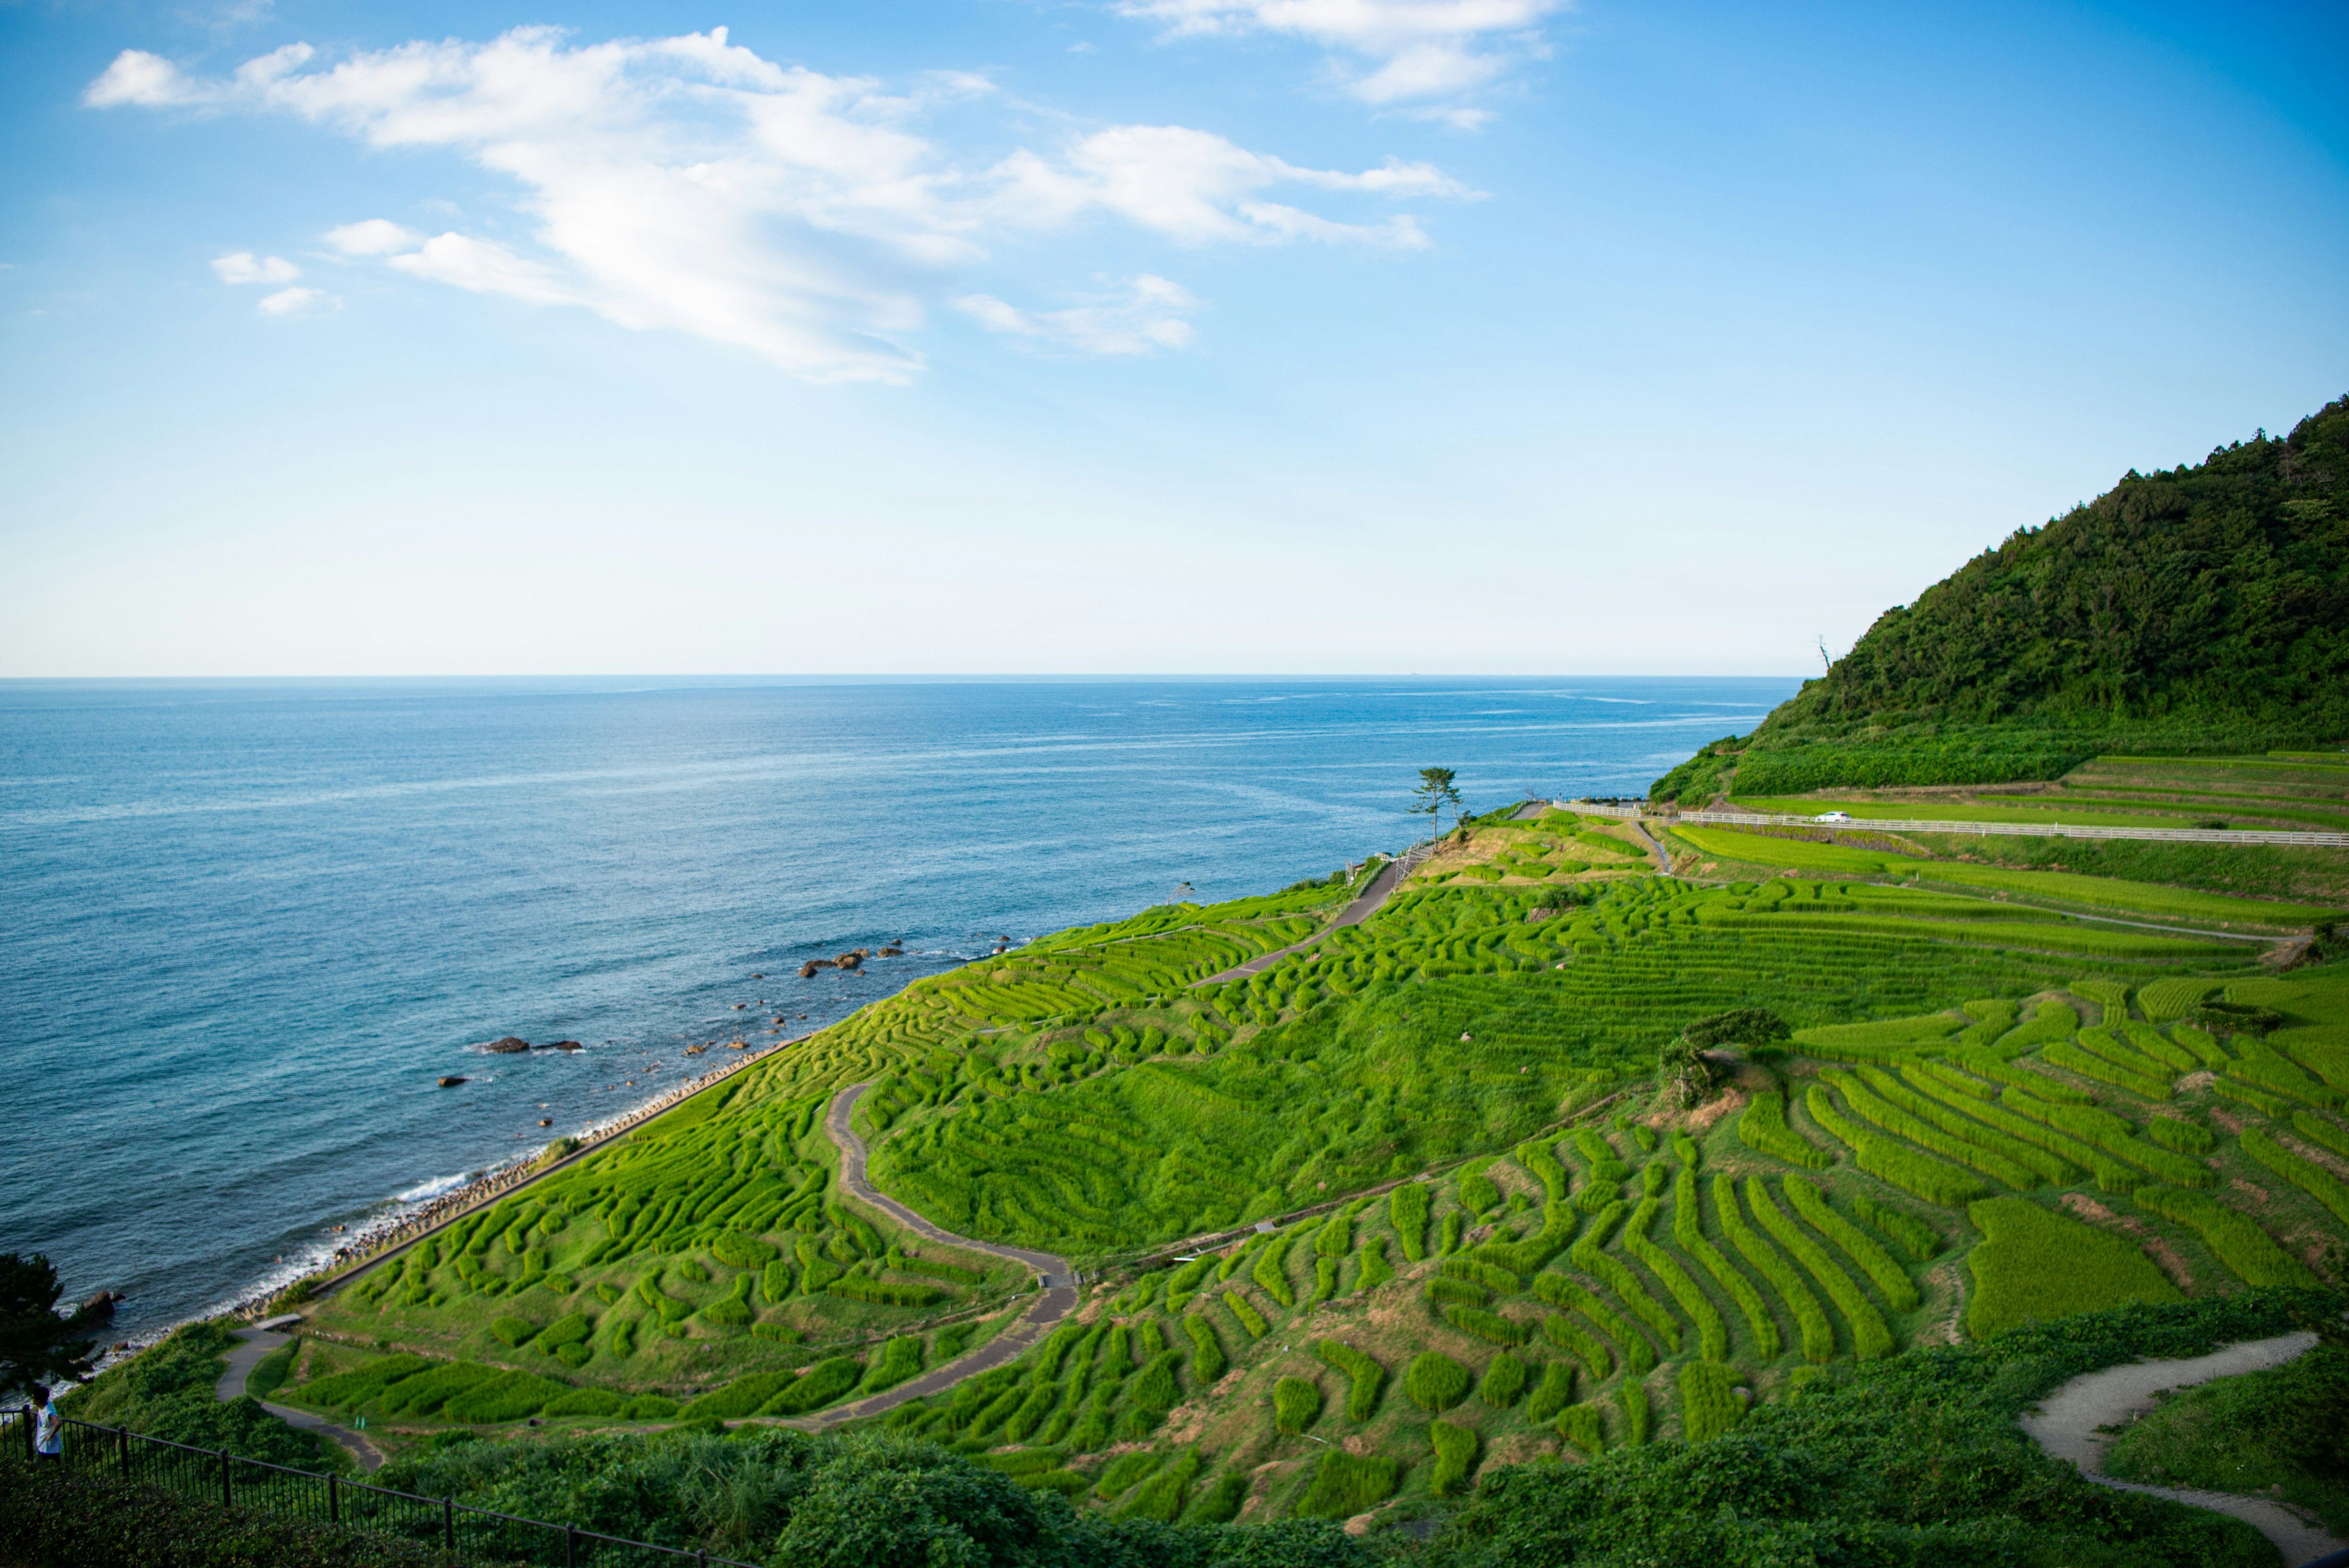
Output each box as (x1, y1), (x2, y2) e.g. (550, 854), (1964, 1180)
(2102, 1342), (2349, 1534)
(1964, 1197), (2182, 1337)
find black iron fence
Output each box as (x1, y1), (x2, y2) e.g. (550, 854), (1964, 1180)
(2, 1408), (762, 1568)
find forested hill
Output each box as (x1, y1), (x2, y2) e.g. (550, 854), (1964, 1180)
(1654, 394), (2349, 801)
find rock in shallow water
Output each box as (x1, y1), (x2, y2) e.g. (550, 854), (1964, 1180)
(483, 1036), (530, 1054)
(438, 1075), (469, 1087)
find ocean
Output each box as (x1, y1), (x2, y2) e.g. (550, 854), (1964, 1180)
(0, 675), (1793, 1339)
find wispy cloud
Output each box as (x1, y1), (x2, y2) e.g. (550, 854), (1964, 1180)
(256, 284), (330, 315)
(957, 274), (1199, 355)
(210, 250), (299, 284)
(1114, 0), (1564, 120)
(90, 28), (1471, 381)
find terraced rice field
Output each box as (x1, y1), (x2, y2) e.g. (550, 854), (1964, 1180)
(290, 782), (2349, 1524)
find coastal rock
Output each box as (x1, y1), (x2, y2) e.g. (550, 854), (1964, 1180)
(77, 1290), (123, 1324)
(538, 1118), (552, 1127)
(540, 1039), (583, 1052)
(484, 1036), (531, 1054)
(751, 972), (764, 979)
(439, 1075), (469, 1087)
(800, 959), (834, 978)
(732, 1003), (746, 1010)
(686, 1044), (708, 1055)
(878, 946), (904, 957)
(835, 952), (863, 971)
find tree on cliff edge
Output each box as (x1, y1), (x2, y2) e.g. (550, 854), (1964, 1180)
(1, 1253), (97, 1399)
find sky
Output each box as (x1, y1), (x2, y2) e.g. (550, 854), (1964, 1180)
(1, 0), (2343, 677)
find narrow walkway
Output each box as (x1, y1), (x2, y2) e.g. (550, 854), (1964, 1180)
(799, 1083), (1078, 1429)
(1196, 845), (1431, 985)
(216, 1327), (385, 1472)
(2020, 1331), (2344, 1566)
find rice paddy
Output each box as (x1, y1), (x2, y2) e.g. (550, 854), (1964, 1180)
(283, 759), (2349, 1526)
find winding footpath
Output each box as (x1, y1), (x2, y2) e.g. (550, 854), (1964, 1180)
(2020, 1331), (2347, 1566)
(215, 1323), (385, 1472)
(1196, 845), (1432, 986)
(794, 1083), (1079, 1429)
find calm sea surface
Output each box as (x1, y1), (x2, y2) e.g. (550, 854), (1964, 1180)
(0, 677), (1793, 1337)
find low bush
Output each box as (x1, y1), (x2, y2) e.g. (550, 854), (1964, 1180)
(1619, 1380), (1650, 1446)
(1315, 1340), (1386, 1421)
(682, 1370), (803, 1421)
(1442, 1305), (1526, 1346)
(1557, 1402), (1606, 1457)
(1116, 1447), (1203, 1522)
(1222, 1291), (1269, 1338)
(1186, 1316), (1227, 1383)
(1477, 1351), (1528, 1408)
(858, 1336), (926, 1395)
(1430, 1419), (1481, 1495)
(1738, 1091), (1835, 1169)
(825, 1279), (942, 1307)
(489, 1316), (538, 1347)
(1091, 1449), (1162, 1500)
(1405, 1351), (1472, 1412)
(760, 1357), (863, 1416)
(1679, 1361), (1746, 1443)
(445, 1369), (569, 1424)
(1274, 1375), (1324, 1433)
(1524, 1360), (1576, 1422)
(542, 1386), (627, 1418)
(1296, 1450), (1400, 1519)
(1390, 1182), (1431, 1261)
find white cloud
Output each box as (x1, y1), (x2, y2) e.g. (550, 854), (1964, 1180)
(323, 218), (421, 256)
(256, 285), (330, 315)
(92, 29), (1468, 381)
(1116, 0), (1563, 114)
(956, 274), (1198, 355)
(211, 251), (300, 284)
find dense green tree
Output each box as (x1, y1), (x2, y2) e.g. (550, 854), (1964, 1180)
(0, 1252), (96, 1399)
(1654, 395), (2349, 799)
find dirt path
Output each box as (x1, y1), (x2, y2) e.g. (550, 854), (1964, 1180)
(798, 1083), (1079, 1429)
(217, 1327), (384, 1472)
(2019, 1330), (2344, 1566)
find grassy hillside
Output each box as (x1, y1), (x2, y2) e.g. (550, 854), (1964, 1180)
(1652, 395), (2349, 802)
(242, 798), (2349, 1549)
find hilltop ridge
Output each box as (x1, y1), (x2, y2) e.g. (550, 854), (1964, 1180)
(1653, 395), (2349, 802)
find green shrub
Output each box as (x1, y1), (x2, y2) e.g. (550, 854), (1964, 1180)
(1524, 1360), (1576, 1422)
(2241, 1127), (2349, 1226)
(1185, 1315), (1227, 1383)
(710, 1232), (778, 1268)
(1460, 1171), (1501, 1214)
(1274, 1375), (1324, 1433)
(700, 1275), (754, 1326)
(1430, 1418), (1480, 1495)
(1852, 1192), (1940, 1261)
(443, 1369), (568, 1424)
(489, 1316), (538, 1347)
(1619, 1379), (1650, 1445)
(1739, 1091), (1835, 1169)
(1132, 1353), (1182, 1414)
(1296, 1451), (1400, 1518)
(2147, 1115), (2216, 1155)
(1356, 1235), (1394, 1290)
(541, 1386), (627, 1418)
(625, 1394), (677, 1419)
(1117, 1447), (1203, 1521)
(1442, 1304), (1526, 1345)
(1384, 1180), (1430, 1255)
(1427, 1276), (1487, 1309)
(1315, 1340), (1386, 1421)
(1183, 1473), (1252, 1524)
(859, 1336), (926, 1395)
(1557, 1402), (1605, 1456)
(1478, 1351), (1527, 1408)
(1222, 1291), (1270, 1338)
(1405, 1351), (1472, 1412)
(825, 1278), (943, 1307)
(1092, 1449), (1162, 1501)
(761, 1357), (863, 1416)
(2132, 1185), (2317, 1288)
(681, 1370), (803, 1421)
(1748, 1176), (1894, 1360)
(1679, 1361), (1746, 1442)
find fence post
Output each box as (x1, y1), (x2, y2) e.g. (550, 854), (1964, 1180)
(19, 1408), (29, 1463)
(219, 1447), (232, 1509)
(117, 1424), (129, 1478)
(328, 1471), (340, 1523)
(565, 1522), (576, 1568)
(443, 1496), (456, 1552)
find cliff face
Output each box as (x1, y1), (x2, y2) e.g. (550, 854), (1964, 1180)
(1653, 395), (2349, 801)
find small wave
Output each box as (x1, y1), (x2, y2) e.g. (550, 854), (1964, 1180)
(395, 1171), (472, 1204)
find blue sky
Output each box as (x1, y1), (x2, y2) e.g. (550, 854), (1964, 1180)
(2, 0), (2343, 677)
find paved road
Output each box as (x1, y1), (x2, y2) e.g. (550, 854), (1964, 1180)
(1195, 845), (1431, 986)
(795, 1083), (1079, 1429)
(2021, 1331), (2344, 1566)
(216, 1327), (385, 1471)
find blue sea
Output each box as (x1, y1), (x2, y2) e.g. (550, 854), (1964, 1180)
(0, 677), (1792, 1338)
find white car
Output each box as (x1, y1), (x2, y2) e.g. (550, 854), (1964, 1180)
(1814, 811), (1852, 823)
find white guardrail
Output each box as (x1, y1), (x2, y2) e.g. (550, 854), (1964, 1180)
(1559, 801), (2349, 849)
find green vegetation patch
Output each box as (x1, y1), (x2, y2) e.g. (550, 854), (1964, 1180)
(1964, 1197), (2182, 1338)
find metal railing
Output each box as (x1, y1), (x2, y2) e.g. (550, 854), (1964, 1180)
(1563, 800), (2349, 848)
(2, 1408), (762, 1568)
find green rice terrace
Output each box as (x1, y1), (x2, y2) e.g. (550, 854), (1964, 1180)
(213, 764), (2349, 1536)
